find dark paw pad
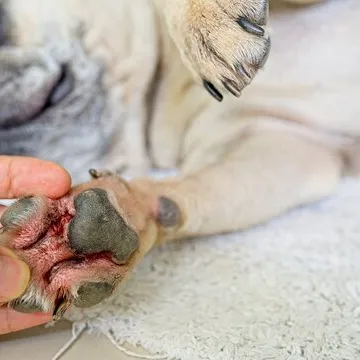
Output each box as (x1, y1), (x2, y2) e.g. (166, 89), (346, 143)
(1, 197), (39, 231)
(68, 189), (139, 263)
(157, 197), (181, 228)
(73, 282), (113, 308)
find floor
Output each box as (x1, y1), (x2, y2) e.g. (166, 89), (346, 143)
(0, 320), (158, 360)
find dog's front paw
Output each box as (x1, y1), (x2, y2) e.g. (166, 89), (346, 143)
(0, 173), (179, 320)
(164, 0), (270, 101)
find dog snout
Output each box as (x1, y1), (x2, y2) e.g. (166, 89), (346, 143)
(0, 49), (74, 129)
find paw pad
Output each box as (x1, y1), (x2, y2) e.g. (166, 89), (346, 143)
(73, 282), (113, 308)
(68, 188), (139, 263)
(0, 184), (143, 318)
(157, 197), (182, 228)
(1, 196), (40, 231)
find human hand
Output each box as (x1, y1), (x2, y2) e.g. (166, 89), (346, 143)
(0, 156), (71, 335)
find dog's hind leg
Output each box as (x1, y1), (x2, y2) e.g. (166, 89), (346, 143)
(143, 131), (343, 242)
(1, 131), (343, 317)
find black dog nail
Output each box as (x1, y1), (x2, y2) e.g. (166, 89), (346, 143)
(223, 80), (242, 97)
(203, 80), (223, 102)
(237, 17), (264, 37)
(235, 62), (251, 80)
(10, 299), (43, 314)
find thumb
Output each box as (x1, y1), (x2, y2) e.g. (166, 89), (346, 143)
(0, 247), (30, 303)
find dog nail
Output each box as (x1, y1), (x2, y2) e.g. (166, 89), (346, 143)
(236, 17), (264, 37)
(235, 62), (251, 80)
(89, 169), (114, 179)
(203, 80), (223, 102)
(89, 169), (101, 179)
(52, 298), (71, 321)
(256, 38), (271, 69)
(10, 299), (43, 314)
(74, 282), (113, 308)
(223, 80), (242, 97)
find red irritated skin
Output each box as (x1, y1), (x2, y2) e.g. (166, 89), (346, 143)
(0, 170), (181, 320)
(0, 155), (72, 333)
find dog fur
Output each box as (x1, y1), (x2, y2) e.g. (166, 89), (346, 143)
(1, 0), (360, 313)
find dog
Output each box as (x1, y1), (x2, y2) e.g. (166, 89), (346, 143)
(0, 0), (359, 320)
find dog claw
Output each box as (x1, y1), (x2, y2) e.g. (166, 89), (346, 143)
(88, 169), (113, 179)
(89, 169), (101, 179)
(10, 299), (43, 314)
(236, 17), (264, 37)
(223, 80), (242, 97)
(203, 80), (223, 102)
(235, 62), (251, 80)
(255, 38), (271, 69)
(52, 298), (72, 321)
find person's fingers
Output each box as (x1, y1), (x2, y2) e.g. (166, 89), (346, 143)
(0, 307), (51, 335)
(0, 156), (67, 334)
(0, 246), (30, 302)
(0, 247), (50, 336)
(0, 156), (71, 199)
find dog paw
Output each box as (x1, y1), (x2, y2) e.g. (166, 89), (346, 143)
(164, 0), (270, 101)
(0, 173), (181, 320)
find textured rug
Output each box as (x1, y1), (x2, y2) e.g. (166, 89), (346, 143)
(63, 177), (360, 360)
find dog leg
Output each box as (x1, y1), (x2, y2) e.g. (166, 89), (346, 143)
(0, 133), (342, 317)
(154, 0), (271, 101)
(140, 132), (343, 241)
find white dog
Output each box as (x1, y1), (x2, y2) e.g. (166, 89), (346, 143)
(0, 0), (359, 320)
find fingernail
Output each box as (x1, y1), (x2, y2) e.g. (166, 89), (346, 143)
(0, 255), (30, 301)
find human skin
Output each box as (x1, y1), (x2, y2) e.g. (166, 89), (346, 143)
(0, 156), (71, 335)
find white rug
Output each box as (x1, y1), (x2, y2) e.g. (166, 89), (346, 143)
(64, 177), (360, 360)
